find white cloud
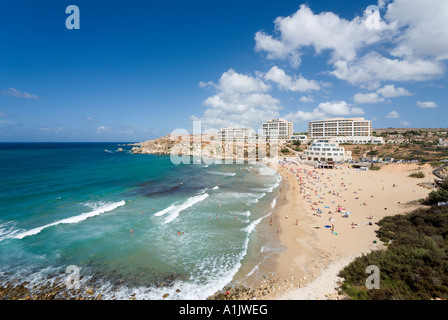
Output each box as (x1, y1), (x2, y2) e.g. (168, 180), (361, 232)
(353, 84), (412, 104)
(96, 126), (110, 134)
(207, 68), (270, 94)
(37, 127), (63, 133)
(353, 92), (385, 104)
(286, 101), (364, 122)
(331, 52), (444, 88)
(385, 0), (448, 61)
(378, 0), (391, 9)
(318, 101), (364, 116)
(255, 1), (448, 89)
(417, 101), (437, 108)
(400, 120), (411, 126)
(299, 95), (315, 103)
(386, 110), (400, 118)
(376, 84), (412, 98)
(286, 109), (326, 122)
(2, 88), (40, 100)
(255, 4), (388, 63)
(193, 69), (282, 129)
(264, 66), (320, 92)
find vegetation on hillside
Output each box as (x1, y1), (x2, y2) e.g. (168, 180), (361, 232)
(338, 181), (448, 300)
(338, 205), (448, 300)
(424, 180), (448, 205)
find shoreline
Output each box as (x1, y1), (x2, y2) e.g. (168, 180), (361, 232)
(234, 161), (436, 300)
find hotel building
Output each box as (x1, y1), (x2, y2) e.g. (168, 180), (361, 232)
(308, 117), (382, 144)
(217, 127), (254, 142)
(262, 119), (293, 142)
(303, 139), (352, 162)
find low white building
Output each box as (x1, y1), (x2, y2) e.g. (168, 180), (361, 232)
(303, 139), (352, 162)
(288, 134), (309, 143)
(439, 138), (448, 147)
(330, 136), (384, 144)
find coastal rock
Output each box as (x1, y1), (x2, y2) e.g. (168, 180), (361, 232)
(86, 289), (95, 296)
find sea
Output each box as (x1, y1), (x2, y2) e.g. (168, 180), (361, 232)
(0, 142), (282, 299)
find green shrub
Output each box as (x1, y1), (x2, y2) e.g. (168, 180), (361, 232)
(408, 171), (425, 178)
(424, 180), (448, 205)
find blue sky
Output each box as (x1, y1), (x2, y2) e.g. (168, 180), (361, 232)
(0, 0), (446, 142)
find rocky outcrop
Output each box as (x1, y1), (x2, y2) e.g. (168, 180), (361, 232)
(131, 135), (177, 155)
(130, 134), (280, 161)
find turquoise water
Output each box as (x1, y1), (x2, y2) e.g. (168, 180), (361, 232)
(0, 143), (281, 299)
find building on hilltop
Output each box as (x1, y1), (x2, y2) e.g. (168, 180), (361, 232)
(308, 117), (383, 144)
(217, 127), (254, 142)
(262, 119), (293, 142)
(439, 138), (448, 148)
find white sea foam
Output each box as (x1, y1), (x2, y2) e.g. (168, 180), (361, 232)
(208, 171), (236, 176)
(270, 197), (277, 209)
(246, 262), (261, 277)
(154, 204), (176, 217)
(9, 200), (126, 240)
(0, 221), (23, 242)
(258, 165), (277, 176)
(214, 192), (263, 201)
(236, 210), (251, 217)
(242, 216), (263, 235)
(157, 193), (209, 224)
(212, 186), (219, 190)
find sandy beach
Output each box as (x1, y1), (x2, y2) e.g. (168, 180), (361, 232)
(251, 161), (435, 300)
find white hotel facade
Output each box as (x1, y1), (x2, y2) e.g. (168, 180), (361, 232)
(308, 117), (383, 144)
(261, 119), (293, 142)
(217, 127), (254, 142)
(303, 139), (352, 162)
